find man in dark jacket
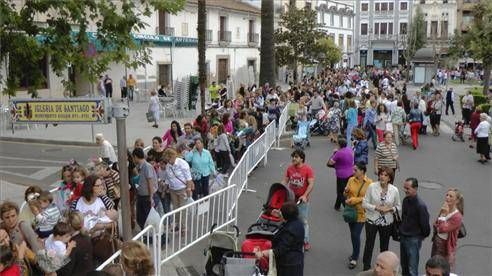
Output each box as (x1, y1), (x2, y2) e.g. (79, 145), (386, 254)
(400, 178), (431, 276)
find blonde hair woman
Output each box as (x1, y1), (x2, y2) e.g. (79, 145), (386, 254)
(121, 241), (154, 275)
(431, 188), (464, 272)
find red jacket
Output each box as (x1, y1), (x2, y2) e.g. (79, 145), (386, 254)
(0, 264), (20, 276)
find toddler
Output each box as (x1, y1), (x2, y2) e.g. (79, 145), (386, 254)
(37, 222), (76, 275)
(67, 166), (87, 204)
(55, 164), (75, 210)
(30, 191), (61, 238)
(0, 244), (21, 276)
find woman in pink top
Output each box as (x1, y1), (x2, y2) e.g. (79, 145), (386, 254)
(162, 120), (183, 148)
(431, 188), (464, 272)
(222, 113), (234, 134)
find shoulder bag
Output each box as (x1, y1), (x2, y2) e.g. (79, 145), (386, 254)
(92, 222), (122, 262)
(342, 180), (365, 223)
(458, 222), (467, 239)
(391, 207), (402, 241)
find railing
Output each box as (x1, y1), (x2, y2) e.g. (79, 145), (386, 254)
(276, 103), (290, 147)
(156, 184), (238, 275)
(96, 225), (158, 272)
(218, 30), (231, 43)
(205, 29), (212, 42)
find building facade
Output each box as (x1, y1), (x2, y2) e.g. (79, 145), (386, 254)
(456, 0), (480, 35)
(315, 1), (355, 68)
(1, 0), (260, 101)
(415, 0), (457, 55)
(354, 0), (414, 68)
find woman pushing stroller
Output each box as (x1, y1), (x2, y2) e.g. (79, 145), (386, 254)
(254, 201), (305, 276)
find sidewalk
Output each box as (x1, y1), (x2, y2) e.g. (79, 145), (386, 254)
(0, 100), (197, 147)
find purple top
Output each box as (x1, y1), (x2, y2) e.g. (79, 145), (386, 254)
(331, 147), (354, 179)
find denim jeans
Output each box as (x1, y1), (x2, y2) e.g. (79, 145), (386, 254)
(193, 175), (210, 200)
(365, 125), (377, 149)
(400, 235), (422, 276)
(348, 222), (364, 261)
(298, 202), (309, 243)
(346, 123), (356, 143)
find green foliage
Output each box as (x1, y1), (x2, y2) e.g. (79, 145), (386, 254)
(404, 6), (426, 62)
(0, 0), (185, 96)
(274, 6), (325, 73)
(459, 92), (489, 107)
(313, 38), (342, 68)
(478, 103), (491, 113)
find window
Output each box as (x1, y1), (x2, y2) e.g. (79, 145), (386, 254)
(181, 22), (188, 36)
(389, 3), (394, 11)
(420, 0), (425, 3)
(381, 3), (388, 11)
(443, 0), (448, 3)
(236, 27), (240, 39)
(388, 22), (393, 34)
(375, 23), (380, 35)
(329, 33), (335, 41)
(330, 13), (334, 26)
(320, 12), (324, 24)
(347, 35), (352, 51)
(441, 21), (448, 38)
(340, 16), (343, 27)
(423, 21), (428, 37)
(400, 2), (408, 10)
(361, 23), (368, 35)
(305, 2), (311, 9)
(348, 17), (351, 28)
(431, 21), (438, 37)
(375, 3), (380, 11)
(361, 3), (368, 11)
(400, 22), (408, 34)
(380, 22), (387, 35)
(338, 34), (344, 49)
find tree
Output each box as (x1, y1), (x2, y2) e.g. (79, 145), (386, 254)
(450, 1), (492, 95)
(197, 0), (206, 114)
(402, 6), (426, 80)
(0, 0), (185, 97)
(259, 0), (275, 86)
(274, 6), (324, 82)
(312, 37), (342, 68)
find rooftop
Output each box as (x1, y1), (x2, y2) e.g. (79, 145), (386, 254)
(187, 0), (260, 15)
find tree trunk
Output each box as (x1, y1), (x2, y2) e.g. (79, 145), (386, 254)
(198, 0), (207, 115)
(482, 62), (491, 96)
(260, 0), (275, 87)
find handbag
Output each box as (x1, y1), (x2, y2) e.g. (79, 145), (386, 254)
(343, 181), (365, 223)
(92, 222), (122, 262)
(146, 111), (154, 122)
(458, 222), (467, 239)
(391, 208), (402, 241)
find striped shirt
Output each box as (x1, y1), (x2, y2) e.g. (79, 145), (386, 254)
(375, 142), (398, 169)
(35, 203), (61, 232)
(103, 169), (120, 200)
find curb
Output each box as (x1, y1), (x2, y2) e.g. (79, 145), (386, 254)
(0, 136), (98, 147)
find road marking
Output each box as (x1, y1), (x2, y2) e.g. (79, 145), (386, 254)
(0, 140), (96, 148)
(0, 165), (60, 181)
(0, 155), (65, 164)
(29, 167), (60, 180)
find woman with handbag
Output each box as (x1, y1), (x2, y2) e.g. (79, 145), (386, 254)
(343, 162), (372, 270)
(431, 188), (464, 272)
(361, 167), (401, 271)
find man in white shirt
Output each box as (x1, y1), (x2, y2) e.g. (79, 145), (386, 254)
(95, 133), (118, 170)
(162, 148), (194, 231)
(461, 91), (474, 125)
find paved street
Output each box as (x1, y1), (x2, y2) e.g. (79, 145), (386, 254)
(180, 118), (491, 275)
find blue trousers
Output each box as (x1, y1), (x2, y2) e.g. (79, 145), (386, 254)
(400, 235), (422, 276)
(193, 175), (210, 200)
(298, 202), (309, 243)
(346, 123), (356, 143)
(348, 222), (364, 261)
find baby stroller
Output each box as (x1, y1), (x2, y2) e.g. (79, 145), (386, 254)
(292, 120), (310, 150)
(451, 121), (465, 142)
(310, 109), (329, 136)
(204, 224), (240, 276)
(240, 183), (294, 274)
(220, 251), (262, 276)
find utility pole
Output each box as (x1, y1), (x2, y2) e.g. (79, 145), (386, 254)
(112, 103), (131, 241)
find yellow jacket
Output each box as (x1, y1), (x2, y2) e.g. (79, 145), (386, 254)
(344, 175), (372, 223)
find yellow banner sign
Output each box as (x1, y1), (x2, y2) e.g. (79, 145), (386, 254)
(10, 99), (110, 124)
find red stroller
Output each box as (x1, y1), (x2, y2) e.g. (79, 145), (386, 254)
(241, 183), (295, 273)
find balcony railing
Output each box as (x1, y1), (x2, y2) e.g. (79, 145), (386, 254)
(371, 34), (395, 40)
(206, 29), (212, 42)
(156, 26), (175, 36)
(218, 30), (231, 43)
(247, 32), (259, 46)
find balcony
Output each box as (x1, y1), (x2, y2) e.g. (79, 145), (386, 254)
(371, 34), (395, 41)
(206, 29), (212, 42)
(156, 26), (175, 36)
(247, 32), (259, 47)
(218, 30), (231, 45)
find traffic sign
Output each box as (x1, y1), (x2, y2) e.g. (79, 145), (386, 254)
(9, 98), (111, 124)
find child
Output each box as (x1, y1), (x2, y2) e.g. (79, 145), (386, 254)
(55, 164), (75, 211)
(37, 222), (76, 275)
(0, 244), (21, 276)
(67, 166), (87, 204)
(267, 99), (280, 126)
(30, 191), (61, 239)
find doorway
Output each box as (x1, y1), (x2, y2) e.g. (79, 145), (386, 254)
(158, 64), (171, 88)
(217, 58), (229, 84)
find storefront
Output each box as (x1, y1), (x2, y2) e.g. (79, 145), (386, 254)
(373, 50), (393, 68)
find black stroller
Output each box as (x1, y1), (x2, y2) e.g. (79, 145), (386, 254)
(204, 224), (240, 276)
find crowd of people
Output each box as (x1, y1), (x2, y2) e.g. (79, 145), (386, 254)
(1, 64), (489, 276)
